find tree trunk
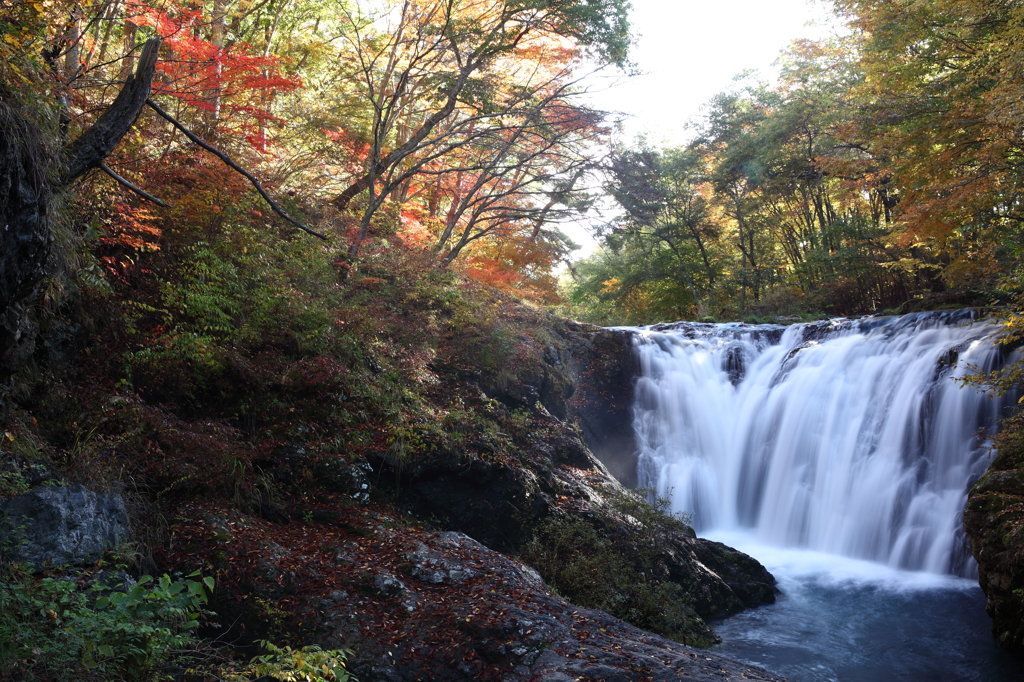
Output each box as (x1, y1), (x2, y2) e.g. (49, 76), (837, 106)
(63, 38), (161, 183)
(3, 37), (161, 395)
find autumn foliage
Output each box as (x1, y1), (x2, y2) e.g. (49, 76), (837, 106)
(566, 0), (1024, 324)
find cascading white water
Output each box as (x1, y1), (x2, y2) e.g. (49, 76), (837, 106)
(631, 310), (1015, 577)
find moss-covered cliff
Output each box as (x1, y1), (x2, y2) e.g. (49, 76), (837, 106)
(965, 409), (1024, 652)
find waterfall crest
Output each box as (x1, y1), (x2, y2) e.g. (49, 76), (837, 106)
(631, 310), (1013, 577)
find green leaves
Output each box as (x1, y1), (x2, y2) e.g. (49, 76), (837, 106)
(510, 0), (635, 67)
(0, 567), (214, 680)
(245, 640), (354, 682)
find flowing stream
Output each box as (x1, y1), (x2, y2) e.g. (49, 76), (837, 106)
(629, 310), (1024, 681)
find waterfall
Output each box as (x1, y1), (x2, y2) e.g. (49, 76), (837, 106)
(631, 310), (1015, 577)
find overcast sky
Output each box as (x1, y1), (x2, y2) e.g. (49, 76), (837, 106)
(585, 0), (835, 145)
(562, 0), (835, 257)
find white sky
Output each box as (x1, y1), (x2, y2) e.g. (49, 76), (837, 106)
(562, 0), (836, 257)
(587, 0), (835, 145)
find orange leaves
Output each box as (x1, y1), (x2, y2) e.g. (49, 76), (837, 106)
(463, 257), (523, 292)
(460, 240), (563, 305)
(837, 0), (1024, 259)
(98, 201), (162, 253)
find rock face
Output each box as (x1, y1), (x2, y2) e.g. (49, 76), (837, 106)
(965, 413), (1024, 652)
(359, 318), (775, 635)
(0, 485), (130, 570)
(169, 503), (789, 682)
(562, 322), (641, 487)
(691, 539), (779, 611)
(0, 90), (51, 395)
(365, 407), (596, 553)
(363, 401), (775, 638)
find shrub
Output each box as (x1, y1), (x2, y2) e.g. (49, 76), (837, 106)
(200, 640), (354, 682)
(0, 568), (212, 681)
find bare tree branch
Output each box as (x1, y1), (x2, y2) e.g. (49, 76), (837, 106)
(99, 162), (170, 207)
(145, 98), (328, 240)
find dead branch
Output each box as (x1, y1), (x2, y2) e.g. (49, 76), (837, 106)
(99, 162), (170, 207)
(145, 98), (327, 240)
(63, 37), (161, 183)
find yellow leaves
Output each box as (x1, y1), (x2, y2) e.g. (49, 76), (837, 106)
(600, 278), (621, 294)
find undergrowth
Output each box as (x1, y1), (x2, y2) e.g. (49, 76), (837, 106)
(0, 564), (353, 682)
(519, 489), (716, 647)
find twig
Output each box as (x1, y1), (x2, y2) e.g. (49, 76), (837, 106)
(145, 98), (328, 240)
(99, 162), (170, 207)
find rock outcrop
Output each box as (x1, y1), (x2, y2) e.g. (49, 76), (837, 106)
(168, 502), (788, 682)
(0, 484), (130, 570)
(965, 411), (1024, 652)
(0, 89), (52, 396)
(361, 398), (775, 619)
(562, 322), (641, 487)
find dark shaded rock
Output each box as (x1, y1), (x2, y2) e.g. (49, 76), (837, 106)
(1, 303), (40, 394)
(367, 433), (775, 634)
(312, 456), (371, 503)
(965, 438), (1024, 652)
(257, 499), (291, 524)
(481, 352), (576, 422)
(0, 485), (129, 570)
(725, 345), (746, 385)
(256, 444), (371, 505)
(0, 90), (52, 396)
(691, 538), (779, 611)
(594, 512), (775, 621)
(368, 445), (546, 552)
(562, 323), (641, 487)
(170, 505), (790, 682)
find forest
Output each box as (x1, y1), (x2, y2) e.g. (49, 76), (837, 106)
(569, 0), (1024, 325)
(2, 0), (1024, 680)
(4, 0), (1023, 324)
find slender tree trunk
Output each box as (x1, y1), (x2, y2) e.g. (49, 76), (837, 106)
(118, 21), (137, 82)
(64, 8), (82, 84)
(96, 0), (122, 69)
(206, 0), (228, 137)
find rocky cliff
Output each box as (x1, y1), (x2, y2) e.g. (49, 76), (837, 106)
(965, 409), (1024, 652)
(0, 89), (51, 399)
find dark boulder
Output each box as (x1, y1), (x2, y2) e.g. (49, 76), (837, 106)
(690, 538), (779, 612)
(367, 443), (549, 552)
